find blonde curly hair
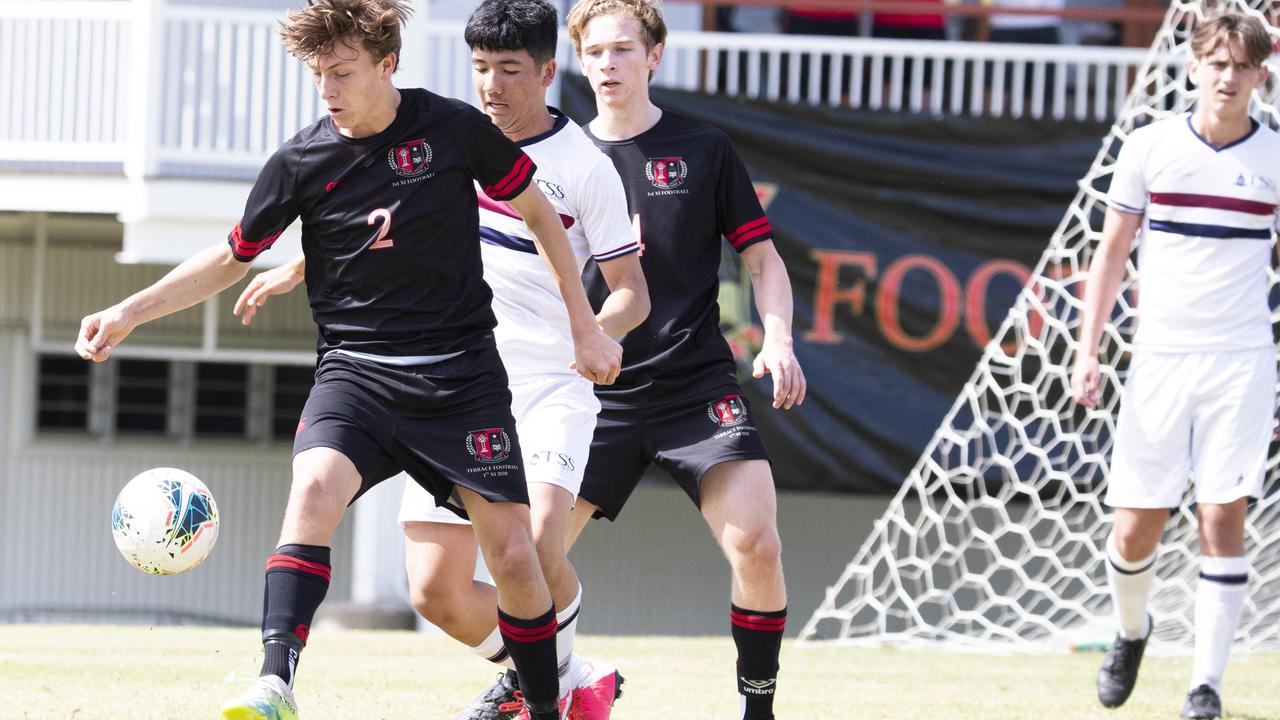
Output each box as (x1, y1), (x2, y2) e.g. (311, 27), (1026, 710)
(280, 0), (412, 70)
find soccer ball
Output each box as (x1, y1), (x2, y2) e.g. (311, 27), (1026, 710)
(111, 468), (220, 575)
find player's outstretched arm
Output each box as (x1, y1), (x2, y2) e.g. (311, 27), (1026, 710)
(741, 240), (806, 410)
(75, 243), (251, 362)
(233, 254), (306, 326)
(1071, 208), (1141, 408)
(594, 253), (649, 338)
(508, 184), (623, 385)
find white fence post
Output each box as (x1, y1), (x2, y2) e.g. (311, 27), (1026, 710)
(123, 0), (161, 183)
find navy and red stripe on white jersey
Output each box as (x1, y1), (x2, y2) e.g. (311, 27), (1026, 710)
(582, 111), (775, 408)
(477, 108), (637, 383)
(229, 88), (535, 358)
(1107, 113), (1280, 352)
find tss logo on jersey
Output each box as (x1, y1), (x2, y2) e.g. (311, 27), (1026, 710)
(529, 450), (576, 472)
(388, 139), (432, 178)
(645, 157), (688, 189)
(466, 428), (512, 464)
(707, 395), (749, 427)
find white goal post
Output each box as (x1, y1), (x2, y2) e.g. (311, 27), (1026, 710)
(801, 0), (1280, 652)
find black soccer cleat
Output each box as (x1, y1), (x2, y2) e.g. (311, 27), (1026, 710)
(456, 669), (522, 720)
(1096, 620), (1152, 708)
(1181, 684), (1222, 719)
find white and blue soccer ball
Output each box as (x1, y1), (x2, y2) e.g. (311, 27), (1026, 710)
(111, 467), (220, 575)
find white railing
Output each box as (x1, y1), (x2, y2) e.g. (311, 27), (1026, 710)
(432, 23), (1151, 121)
(643, 32), (1151, 121)
(153, 5), (325, 169)
(0, 1), (131, 163)
(0, 6), (1153, 180)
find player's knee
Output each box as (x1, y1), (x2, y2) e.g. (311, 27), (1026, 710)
(1110, 525), (1159, 562)
(408, 582), (466, 632)
(483, 536), (542, 587)
(725, 523), (783, 569)
(534, 542), (570, 588)
(533, 529), (567, 567)
(287, 472), (348, 516)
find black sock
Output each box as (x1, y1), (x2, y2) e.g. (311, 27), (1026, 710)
(498, 605), (559, 717)
(731, 604), (786, 720)
(260, 544), (332, 686)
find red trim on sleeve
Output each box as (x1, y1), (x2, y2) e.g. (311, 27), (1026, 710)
(229, 221), (283, 259)
(592, 240), (641, 260)
(727, 217), (773, 250)
(484, 153), (534, 200)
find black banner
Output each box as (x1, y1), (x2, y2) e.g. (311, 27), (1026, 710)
(563, 77), (1109, 493)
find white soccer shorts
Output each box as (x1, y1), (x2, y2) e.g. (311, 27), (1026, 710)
(1106, 347), (1276, 508)
(398, 374), (601, 527)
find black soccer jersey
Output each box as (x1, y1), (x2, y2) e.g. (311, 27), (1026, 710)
(582, 111), (774, 408)
(229, 88), (536, 357)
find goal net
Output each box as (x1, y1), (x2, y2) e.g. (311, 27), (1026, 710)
(800, 0), (1280, 652)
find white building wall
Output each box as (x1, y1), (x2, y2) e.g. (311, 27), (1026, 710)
(0, 212), (353, 625)
(0, 213), (886, 635)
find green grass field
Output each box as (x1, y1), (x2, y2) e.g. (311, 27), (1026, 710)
(3, 625), (1279, 719)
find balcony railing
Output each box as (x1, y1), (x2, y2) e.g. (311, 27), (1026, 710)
(1, 1), (1151, 182)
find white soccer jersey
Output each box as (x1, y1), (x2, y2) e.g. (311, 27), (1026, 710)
(1107, 113), (1280, 352)
(476, 109), (638, 381)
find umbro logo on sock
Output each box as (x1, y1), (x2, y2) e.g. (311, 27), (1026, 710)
(740, 678), (777, 695)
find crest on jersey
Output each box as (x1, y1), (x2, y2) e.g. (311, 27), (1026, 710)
(645, 157), (688, 189)
(388, 139), (432, 178)
(707, 395), (749, 428)
(466, 428), (512, 464)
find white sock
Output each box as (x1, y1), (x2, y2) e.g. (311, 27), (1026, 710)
(469, 620), (516, 671)
(1191, 555), (1248, 695)
(1106, 535), (1156, 640)
(556, 583), (586, 694)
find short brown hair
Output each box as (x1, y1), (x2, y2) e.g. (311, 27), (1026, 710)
(280, 0), (412, 71)
(1190, 11), (1273, 68)
(566, 0), (668, 54)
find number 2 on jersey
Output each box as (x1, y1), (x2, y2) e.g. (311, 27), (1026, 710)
(367, 208), (394, 250)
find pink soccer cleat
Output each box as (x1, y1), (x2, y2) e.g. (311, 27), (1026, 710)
(568, 659), (625, 720)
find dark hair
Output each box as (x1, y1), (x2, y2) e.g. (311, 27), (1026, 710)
(281, 0), (412, 71)
(465, 0), (559, 67)
(1191, 11), (1273, 68)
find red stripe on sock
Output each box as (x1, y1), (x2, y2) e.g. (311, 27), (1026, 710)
(732, 612), (786, 631)
(498, 618), (558, 643)
(734, 619), (787, 632)
(267, 555), (332, 581)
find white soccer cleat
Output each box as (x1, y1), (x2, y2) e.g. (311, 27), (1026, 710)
(220, 674), (299, 720)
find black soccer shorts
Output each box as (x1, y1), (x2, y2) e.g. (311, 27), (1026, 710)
(293, 348), (528, 510)
(578, 387), (771, 521)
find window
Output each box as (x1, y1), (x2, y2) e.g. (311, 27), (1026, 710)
(272, 365), (315, 441)
(33, 353), (313, 443)
(36, 356), (90, 431)
(115, 359), (170, 434)
(194, 362), (248, 437)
